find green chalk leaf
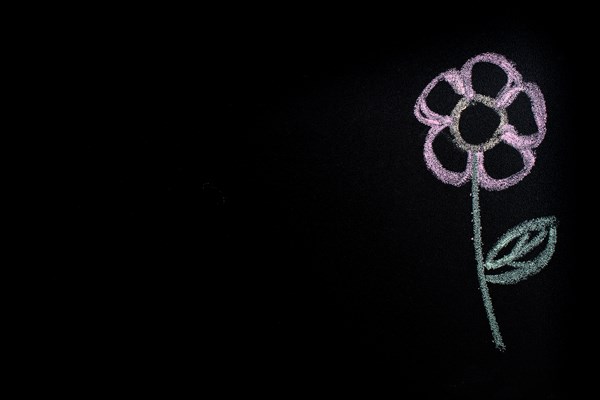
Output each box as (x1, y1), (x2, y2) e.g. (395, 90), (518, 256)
(485, 216), (558, 285)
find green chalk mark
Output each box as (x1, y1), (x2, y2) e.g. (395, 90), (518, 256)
(471, 152), (506, 351)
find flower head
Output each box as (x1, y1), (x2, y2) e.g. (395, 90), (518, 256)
(414, 53), (547, 191)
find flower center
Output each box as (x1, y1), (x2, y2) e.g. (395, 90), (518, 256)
(460, 103), (500, 144)
(450, 94), (507, 152)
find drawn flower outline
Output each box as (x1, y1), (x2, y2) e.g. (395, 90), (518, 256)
(413, 52), (557, 351)
(414, 52), (547, 191)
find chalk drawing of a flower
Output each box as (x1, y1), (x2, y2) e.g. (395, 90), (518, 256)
(414, 53), (558, 350)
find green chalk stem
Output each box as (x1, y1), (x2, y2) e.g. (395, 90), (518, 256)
(471, 153), (506, 351)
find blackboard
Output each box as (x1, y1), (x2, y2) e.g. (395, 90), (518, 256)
(55, 7), (583, 397)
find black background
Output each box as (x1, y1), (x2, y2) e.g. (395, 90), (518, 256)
(54, 8), (583, 397)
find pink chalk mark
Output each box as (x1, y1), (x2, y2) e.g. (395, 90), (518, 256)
(424, 126), (473, 186)
(477, 148), (536, 191)
(415, 53), (547, 191)
(460, 53), (523, 102)
(414, 69), (465, 127)
(498, 82), (547, 149)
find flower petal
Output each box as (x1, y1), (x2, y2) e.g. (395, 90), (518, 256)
(498, 83), (547, 148)
(431, 126), (469, 172)
(424, 126), (472, 186)
(415, 69), (466, 127)
(477, 147), (535, 191)
(460, 53), (523, 102)
(482, 141), (528, 179)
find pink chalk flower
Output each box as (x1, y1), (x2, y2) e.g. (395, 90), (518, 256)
(414, 53), (547, 191)
(413, 53), (558, 351)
